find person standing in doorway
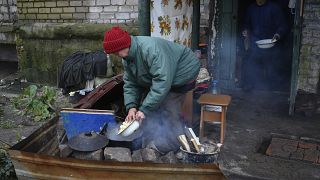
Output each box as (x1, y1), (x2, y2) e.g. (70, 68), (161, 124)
(242, 0), (288, 91)
(103, 26), (200, 153)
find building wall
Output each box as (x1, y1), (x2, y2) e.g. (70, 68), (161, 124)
(298, 0), (320, 94)
(16, 0), (138, 24)
(3, 0), (210, 83)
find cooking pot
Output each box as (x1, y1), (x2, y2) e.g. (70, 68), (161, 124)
(106, 122), (143, 150)
(67, 132), (109, 151)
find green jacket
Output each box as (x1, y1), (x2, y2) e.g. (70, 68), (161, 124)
(123, 36), (200, 115)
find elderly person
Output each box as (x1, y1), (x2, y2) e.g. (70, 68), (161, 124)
(242, 0), (288, 91)
(103, 26), (200, 153)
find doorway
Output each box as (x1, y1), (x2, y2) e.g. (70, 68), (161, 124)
(234, 0), (295, 92)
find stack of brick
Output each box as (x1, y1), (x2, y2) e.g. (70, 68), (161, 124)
(16, 0), (139, 24)
(266, 137), (320, 164)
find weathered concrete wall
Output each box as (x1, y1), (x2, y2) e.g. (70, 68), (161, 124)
(297, 0), (320, 94)
(17, 23), (138, 84)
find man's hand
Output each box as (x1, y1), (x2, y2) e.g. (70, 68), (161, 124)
(135, 111), (145, 121)
(272, 34), (280, 42)
(125, 108), (137, 123)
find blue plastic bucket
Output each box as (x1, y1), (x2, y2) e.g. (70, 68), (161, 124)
(60, 108), (116, 139)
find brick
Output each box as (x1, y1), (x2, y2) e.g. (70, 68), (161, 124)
(23, 2), (33, 8)
(21, 8), (27, 13)
(70, 1), (82, 6)
(18, 14), (25, 19)
(89, 7), (103, 13)
(51, 8), (63, 13)
(134, 5), (138, 11)
(25, 14), (36, 19)
(132, 149), (143, 162)
(115, 12), (130, 19)
(110, 19), (118, 23)
(57, 1), (69, 7)
(45, 2), (56, 7)
(303, 149), (320, 163)
(130, 12), (138, 19)
(290, 148), (304, 160)
(119, 5), (133, 12)
(83, 0), (96, 6)
(39, 8), (50, 14)
(48, 14), (60, 20)
(104, 6), (118, 12)
(73, 13), (85, 19)
(267, 138), (298, 158)
(298, 141), (318, 149)
(111, 0), (125, 5)
(104, 147), (132, 162)
(265, 144), (272, 156)
(34, 2), (44, 7)
(63, 7), (75, 13)
(100, 13), (114, 19)
(17, 2), (23, 8)
(86, 13), (99, 19)
(126, 0), (138, 5)
(72, 149), (103, 161)
(0, 6), (8, 13)
(76, 7), (88, 13)
(97, 0), (111, 5)
(61, 13), (72, 19)
(37, 14), (48, 20)
(10, 6), (17, 13)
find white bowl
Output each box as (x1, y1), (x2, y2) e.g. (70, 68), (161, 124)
(255, 39), (275, 49)
(120, 120), (140, 137)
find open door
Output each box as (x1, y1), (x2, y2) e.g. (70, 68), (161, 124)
(289, 0), (304, 115)
(218, 0), (238, 89)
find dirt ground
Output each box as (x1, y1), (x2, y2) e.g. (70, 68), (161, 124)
(217, 90), (320, 179)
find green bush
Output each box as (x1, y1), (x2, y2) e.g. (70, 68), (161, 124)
(13, 85), (57, 122)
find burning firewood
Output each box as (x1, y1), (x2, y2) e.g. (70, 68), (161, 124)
(177, 135), (191, 152)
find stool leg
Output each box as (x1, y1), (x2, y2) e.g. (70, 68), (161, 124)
(200, 106), (204, 140)
(220, 107), (226, 143)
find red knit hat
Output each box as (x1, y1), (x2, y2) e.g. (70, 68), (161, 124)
(103, 27), (131, 54)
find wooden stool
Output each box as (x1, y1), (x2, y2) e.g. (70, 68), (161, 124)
(198, 93), (231, 143)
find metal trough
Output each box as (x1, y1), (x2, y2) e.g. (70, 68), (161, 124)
(8, 116), (225, 180)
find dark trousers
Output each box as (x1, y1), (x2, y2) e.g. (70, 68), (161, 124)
(141, 92), (186, 154)
(243, 46), (282, 90)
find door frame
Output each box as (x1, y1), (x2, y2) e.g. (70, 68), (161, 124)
(289, 0), (304, 115)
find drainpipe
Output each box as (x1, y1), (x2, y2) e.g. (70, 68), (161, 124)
(138, 0), (150, 36)
(191, 0), (200, 50)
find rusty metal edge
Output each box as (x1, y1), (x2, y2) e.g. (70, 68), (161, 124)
(8, 150), (222, 174)
(74, 74), (124, 109)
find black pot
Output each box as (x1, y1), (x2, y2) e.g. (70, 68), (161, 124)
(180, 147), (218, 163)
